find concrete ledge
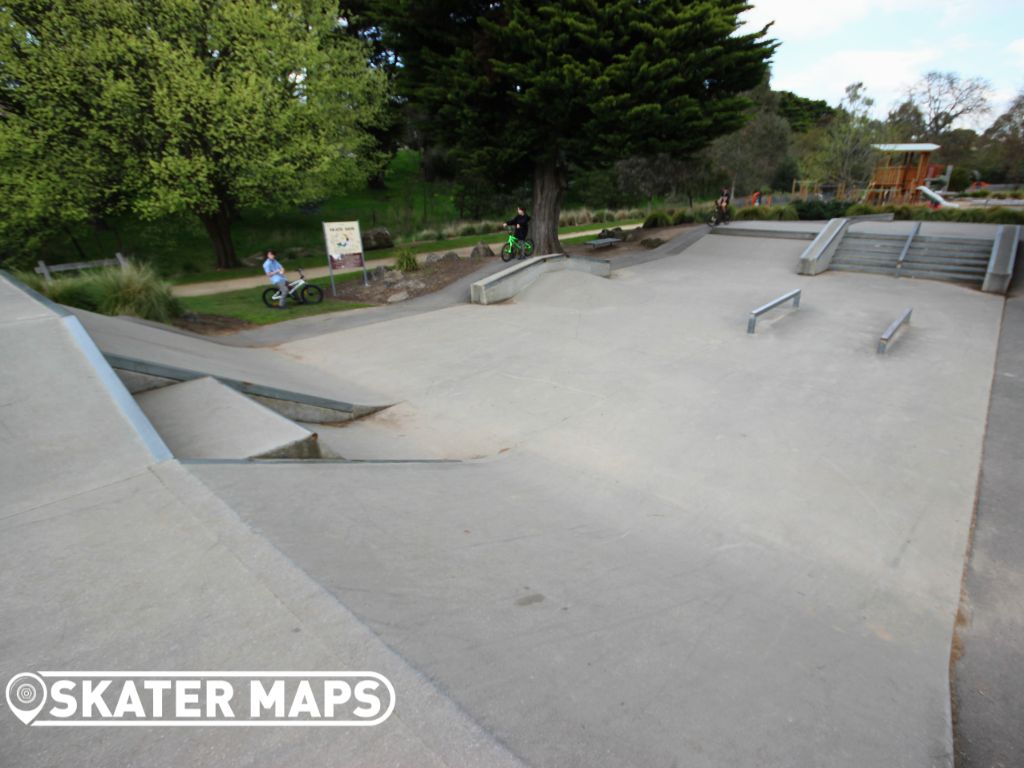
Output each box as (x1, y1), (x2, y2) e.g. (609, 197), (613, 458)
(709, 227), (817, 241)
(982, 225), (1021, 294)
(798, 217), (850, 275)
(470, 253), (611, 304)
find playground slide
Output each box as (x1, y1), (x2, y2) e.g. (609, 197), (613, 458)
(917, 185), (960, 208)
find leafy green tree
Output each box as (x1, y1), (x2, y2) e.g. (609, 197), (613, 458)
(806, 83), (883, 187)
(1, 0), (385, 269)
(367, 0), (775, 253)
(976, 90), (1024, 182)
(776, 91), (833, 133)
(708, 77), (792, 195)
(886, 101), (928, 142)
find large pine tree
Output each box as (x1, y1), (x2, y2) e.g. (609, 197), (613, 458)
(370, 0), (776, 253)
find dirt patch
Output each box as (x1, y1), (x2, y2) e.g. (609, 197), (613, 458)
(329, 254), (492, 305)
(172, 313), (255, 335)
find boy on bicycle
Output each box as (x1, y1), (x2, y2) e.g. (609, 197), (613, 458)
(506, 206), (531, 259)
(262, 250), (288, 308)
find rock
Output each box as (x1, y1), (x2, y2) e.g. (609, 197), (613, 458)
(363, 227), (394, 251)
(424, 252), (443, 264)
(386, 291), (409, 303)
(598, 227), (625, 240)
(444, 251), (461, 262)
(401, 280), (426, 291)
(640, 237), (665, 249)
(471, 242), (495, 259)
(369, 266), (387, 280)
(382, 270), (404, 284)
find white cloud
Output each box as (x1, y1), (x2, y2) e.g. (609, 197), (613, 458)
(741, 0), (938, 41)
(1009, 38), (1024, 64)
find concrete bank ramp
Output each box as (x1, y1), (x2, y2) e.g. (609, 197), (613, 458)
(1, 272), (529, 768)
(69, 306), (392, 421)
(135, 377), (321, 459)
(516, 267), (624, 308)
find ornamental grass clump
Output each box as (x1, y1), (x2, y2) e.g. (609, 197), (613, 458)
(14, 262), (180, 323)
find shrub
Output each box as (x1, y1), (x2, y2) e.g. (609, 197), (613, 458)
(416, 229), (441, 242)
(776, 205), (800, 221)
(844, 203), (875, 217)
(791, 199), (849, 220)
(20, 262), (180, 322)
(671, 209), (697, 225)
(457, 222), (479, 237)
(394, 249), (419, 272)
(90, 262), (181, 322)
(734, 206), (766, 221)
(643, 211), (671, 228)
(593, 209), (614, 223)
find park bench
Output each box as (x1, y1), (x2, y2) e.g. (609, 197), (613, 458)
(35, 253), (127, 283)
(585, 237), (621, 250)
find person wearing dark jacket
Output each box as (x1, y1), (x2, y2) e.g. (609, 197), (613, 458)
(506, 207), (531, 257)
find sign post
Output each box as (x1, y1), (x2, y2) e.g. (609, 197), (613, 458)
(322, 221), (367, 296)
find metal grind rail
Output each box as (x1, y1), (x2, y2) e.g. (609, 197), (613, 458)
(747, 289), (801, 334)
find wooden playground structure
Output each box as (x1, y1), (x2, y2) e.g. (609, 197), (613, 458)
(863, 143), (941, 205)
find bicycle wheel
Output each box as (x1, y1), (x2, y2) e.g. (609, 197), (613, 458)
(501, 242), (516, 262)
(523, 239), (534, 257)
(300, 284), (323, 304)
(262, 287), (281, 307)
(707, 212), (719, 227)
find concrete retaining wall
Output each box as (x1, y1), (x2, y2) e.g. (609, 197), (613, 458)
(470, 254), (611, 304)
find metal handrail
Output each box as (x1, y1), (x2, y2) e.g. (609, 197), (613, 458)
(894, 222), (921, 277)
(747, 289), (801, 333)
(878, 308), (912, 354)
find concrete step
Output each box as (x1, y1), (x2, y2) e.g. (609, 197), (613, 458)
(134, 377), (321, 459)
(829, 263), (898, 276)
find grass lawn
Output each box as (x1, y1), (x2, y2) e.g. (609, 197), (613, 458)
(177, 274), (371, 325)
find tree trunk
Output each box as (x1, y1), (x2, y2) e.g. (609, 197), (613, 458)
(198, 202), (239, 270)
(532, 160), (566, 255)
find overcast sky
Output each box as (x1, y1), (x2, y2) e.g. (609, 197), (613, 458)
(740, 0), (1024, 129)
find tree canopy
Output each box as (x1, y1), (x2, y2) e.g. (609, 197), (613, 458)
(1, 0), (386, 268)
(367, 0), (776, 253)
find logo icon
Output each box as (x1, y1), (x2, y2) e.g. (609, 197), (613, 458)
(6, 672), (47, 725)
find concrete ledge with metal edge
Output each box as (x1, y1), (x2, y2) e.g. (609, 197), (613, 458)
(981, 224), (1021, 294)
(798, 217), (850, 275)
(878, 307), (913, 354)
(470, 253), (611, 305)
(105, 353), (387, 423)
(747, 288), (801, 333)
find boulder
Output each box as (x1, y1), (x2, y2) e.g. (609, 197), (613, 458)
(598, 227), (625, 241)
(401, 279), (426, 292)
(363, 227), (394, 251)
(424, 252), (443, 264)
(444, 251), (461, 262)
(369, 265), (387, 280)
(382, 270), (404, 284)
(471, 242), (495, 259)
(386, 291), (409, 303)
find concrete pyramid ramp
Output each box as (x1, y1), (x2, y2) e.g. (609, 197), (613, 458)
(135, 376), (320, 459)
(68, 306), (391, 421)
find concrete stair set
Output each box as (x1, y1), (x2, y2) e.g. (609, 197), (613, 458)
(831, 231), (992, 286)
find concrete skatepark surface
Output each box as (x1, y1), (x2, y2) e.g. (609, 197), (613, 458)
(1, 221), (1018, 766)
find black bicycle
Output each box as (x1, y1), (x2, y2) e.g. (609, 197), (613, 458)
(261, 268), (324, 307)
(707, 206), (731, 227)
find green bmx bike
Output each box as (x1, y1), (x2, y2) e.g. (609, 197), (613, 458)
(500, 226), (535, 262)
